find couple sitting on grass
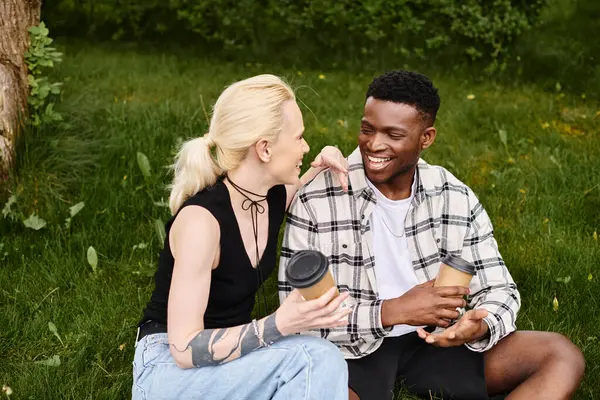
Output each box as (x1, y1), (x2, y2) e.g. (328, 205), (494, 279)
(132, 71), (585, 400)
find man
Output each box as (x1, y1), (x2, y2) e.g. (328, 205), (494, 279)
(279, 70), (585, 400)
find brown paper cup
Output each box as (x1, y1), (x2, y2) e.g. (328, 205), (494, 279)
(434, 254), (476, 292)
(297, 269), (339, 300)
(286, 250), (339, 300)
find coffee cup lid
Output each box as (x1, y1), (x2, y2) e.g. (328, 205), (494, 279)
(285, 250), (329, 289)
(443, 254), (476, 275)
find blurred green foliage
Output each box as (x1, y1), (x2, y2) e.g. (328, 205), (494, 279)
(42, 0), (547, 68)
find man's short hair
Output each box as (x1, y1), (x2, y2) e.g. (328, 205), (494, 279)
(366, 70), (441, 127)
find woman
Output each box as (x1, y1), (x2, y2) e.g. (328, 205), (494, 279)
(132, 74), (352, 400)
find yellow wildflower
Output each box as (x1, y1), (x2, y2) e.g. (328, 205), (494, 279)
(2, 385), (12, 396)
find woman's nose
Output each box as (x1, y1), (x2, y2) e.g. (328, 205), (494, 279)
(302, 138), (310, 154)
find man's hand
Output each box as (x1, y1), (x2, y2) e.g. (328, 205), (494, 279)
(381, 280), (469, 328)
(416, 309), (489, 347)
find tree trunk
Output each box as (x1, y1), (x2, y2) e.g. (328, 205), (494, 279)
(0, 0), (41, 180)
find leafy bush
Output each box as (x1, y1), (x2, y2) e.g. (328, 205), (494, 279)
(42, 0), (176, 40)
(25, 22), (63, 126)
(43, 0), (547, 66)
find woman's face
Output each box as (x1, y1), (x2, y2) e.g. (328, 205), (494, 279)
(267, 100), (310, 185)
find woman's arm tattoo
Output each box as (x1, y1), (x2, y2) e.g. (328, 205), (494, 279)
(171, 313), (284, 368)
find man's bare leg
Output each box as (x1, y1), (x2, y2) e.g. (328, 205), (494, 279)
(484, 331), (585, 399)
(349, 389), (360, 400)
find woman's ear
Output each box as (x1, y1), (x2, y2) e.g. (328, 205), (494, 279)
(255, 138), (272, 162)
(421, 127), (437, 150)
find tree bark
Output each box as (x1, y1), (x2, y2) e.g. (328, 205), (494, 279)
(0, 0), (41, 180)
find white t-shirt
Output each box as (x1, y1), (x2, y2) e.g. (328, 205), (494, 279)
(366, 177), (423, 337)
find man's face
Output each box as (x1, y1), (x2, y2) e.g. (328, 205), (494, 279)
(358, 97), (435, 186)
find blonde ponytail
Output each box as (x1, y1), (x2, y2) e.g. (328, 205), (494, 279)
(169, 135), (222, 214)
(168, 74), (295, 214)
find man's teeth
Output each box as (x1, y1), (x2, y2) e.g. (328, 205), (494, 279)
(297, 161), (302, 167)
(368, 156), (391, 164)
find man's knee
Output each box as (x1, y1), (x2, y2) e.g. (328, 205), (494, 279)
(544, 333), (585, 379)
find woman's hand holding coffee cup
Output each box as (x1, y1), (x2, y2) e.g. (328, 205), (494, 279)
(416, 308), (489, 347)
(275, 287), (352, 337)
(381, 280), (469, 328)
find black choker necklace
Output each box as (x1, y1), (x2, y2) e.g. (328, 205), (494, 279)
(226, 175), (269, 318)
(227, 177), (268, 215)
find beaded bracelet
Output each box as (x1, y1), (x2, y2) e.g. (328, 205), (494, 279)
(252, 319), (268, 347)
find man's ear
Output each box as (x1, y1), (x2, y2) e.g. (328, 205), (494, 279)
(421, 127), (437, 150)
(255, 138), (272, 162)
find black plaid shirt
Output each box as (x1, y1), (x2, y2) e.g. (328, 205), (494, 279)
(279, 147), (521, 359)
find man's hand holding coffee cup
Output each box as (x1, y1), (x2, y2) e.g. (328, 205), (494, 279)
(276, 287), (352, 336)
(416, 308), (489, 347)
(381, 280), (469, 329)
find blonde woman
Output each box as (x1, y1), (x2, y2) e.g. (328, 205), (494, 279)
(132, 75), (352, 400)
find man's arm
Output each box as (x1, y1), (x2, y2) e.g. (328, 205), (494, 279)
(461, 188), (521, 352)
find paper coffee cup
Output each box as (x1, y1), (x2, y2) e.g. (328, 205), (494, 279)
(285, 250), (339, 301)
(434, 255), (476, 327)
(434, 254), (476, 290)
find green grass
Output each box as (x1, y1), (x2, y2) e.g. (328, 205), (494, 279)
(1, 38), (599, 399)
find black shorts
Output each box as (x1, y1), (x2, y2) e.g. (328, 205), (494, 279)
(347, 331), (488, 400)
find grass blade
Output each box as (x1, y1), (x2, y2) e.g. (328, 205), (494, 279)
(137, 152), (152, 179)
(154, 219), (166, 244)
(498, 129), (508, 147)
(48, 322), (64, 346)
(87, 246), (98, 273)
(69, 202), (85, 217)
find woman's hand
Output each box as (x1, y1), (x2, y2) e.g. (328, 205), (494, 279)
(286, 145), (349, 209)
(310, 146), (349, 192)
(275, 287), (352, 336)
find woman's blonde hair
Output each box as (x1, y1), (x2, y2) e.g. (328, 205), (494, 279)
(168, 74), (295, 214)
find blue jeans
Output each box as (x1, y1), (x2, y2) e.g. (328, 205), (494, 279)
(132, 333), (349, 400)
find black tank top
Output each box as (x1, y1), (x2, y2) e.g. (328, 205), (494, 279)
(139, 179), (287, 329)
